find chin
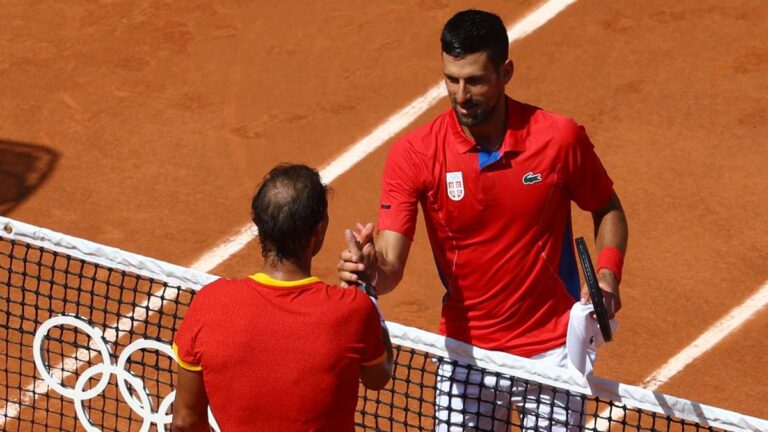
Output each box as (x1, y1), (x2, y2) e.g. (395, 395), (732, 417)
(454, 107), (486, 127)
(457, 113), (487, 127)
(458, 118), (481, 127)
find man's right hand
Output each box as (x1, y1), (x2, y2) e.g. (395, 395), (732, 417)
(338, 222), (377, 288)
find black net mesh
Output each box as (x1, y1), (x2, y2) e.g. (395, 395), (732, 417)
(356, 348), (720, 431)
(0, 235), (746, 431)
(0, 237), (191, 431)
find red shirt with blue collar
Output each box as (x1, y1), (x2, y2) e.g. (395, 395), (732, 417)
(378, 97), (614, 357)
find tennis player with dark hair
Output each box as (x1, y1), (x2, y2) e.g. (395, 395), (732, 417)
(173, 164), (393, 432)
(338, 9), (628, 432)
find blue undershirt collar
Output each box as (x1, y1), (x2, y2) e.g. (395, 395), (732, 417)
(478, 149), (502, 170)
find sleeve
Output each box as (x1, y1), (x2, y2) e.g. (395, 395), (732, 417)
(564, 123), (614, 211)
(359, 297), (387, 366)
(377, 137), (425, 240)
(173, 292), (206, 371)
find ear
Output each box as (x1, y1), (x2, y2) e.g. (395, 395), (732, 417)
(501, 59), (514, 85)
(310, 214), (329, 257)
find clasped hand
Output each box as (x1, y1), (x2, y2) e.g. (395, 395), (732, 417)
(338, 222), (377, 288)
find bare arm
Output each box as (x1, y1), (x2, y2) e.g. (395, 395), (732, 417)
(338, 225), (412, 296)
(369, 230), (412, 296)
(339, 226), (400, 389)
(360, 323), (394, 390)
(172, 367), (210, 432)
(584, 191), (628, 318)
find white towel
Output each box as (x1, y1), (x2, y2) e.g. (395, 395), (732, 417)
(565, 302), (618, 376)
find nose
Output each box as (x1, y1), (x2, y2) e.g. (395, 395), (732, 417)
(455, 81), (469, 104)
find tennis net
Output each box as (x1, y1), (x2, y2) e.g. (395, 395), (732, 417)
(0, 216), (765, 431)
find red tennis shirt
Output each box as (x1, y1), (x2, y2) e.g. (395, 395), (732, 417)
(173, 273), (386, 432)
(378, 97), (614, 357)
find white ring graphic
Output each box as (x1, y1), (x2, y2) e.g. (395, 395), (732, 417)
(116, 339), (175, 427)
(73, 363), (152, 432)
(32, 315), (113, 401)
(33, 315), (220, 431)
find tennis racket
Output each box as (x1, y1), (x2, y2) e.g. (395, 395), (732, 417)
(575, 237), (613, 342)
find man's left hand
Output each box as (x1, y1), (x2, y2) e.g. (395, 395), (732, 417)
(580, 268), (622, 319)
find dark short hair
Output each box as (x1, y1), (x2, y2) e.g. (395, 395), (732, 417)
(251, 164), (329, 263)
(441, 9), (509, 69)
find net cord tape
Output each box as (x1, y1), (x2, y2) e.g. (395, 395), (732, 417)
(0, 216), (216, 289)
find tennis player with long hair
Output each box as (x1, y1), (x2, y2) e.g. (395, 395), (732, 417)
(172, 164), (393, 432)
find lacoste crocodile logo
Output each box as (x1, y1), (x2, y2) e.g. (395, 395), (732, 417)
(522, 172), (542, 185)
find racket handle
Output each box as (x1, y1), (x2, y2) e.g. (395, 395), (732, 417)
(575, 237), (613, 342)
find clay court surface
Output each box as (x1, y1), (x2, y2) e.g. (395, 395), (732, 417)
(1, 0), (767, 423)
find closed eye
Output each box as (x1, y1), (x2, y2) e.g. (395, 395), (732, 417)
(465, 76), (485, 86)
(444, 74), (459, 84)
(443, 75), (486, 86)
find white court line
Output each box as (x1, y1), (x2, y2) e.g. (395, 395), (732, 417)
(590, 280), (768, 430)
(190, 0), (579, 273)
(0, 0), (579, 424)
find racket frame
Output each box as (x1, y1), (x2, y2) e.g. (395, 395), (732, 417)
(575, 237), (613, 342)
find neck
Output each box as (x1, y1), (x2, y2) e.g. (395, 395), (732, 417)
(462, 95), (507, 152)
(260, 254), (312, 281)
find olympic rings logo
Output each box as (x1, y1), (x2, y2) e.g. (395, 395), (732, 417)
(32, 315), (220, 432)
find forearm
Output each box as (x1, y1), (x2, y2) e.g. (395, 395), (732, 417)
(381, 324), (394, 372)
(592, 192), (628, 285)
(172, 368), (210, 432)
(371, 255), (405, 296)
(360, 307), (395, 390)
(370, 230), (411, 296)
(171, 417), (209, 432)
(592, 192), (628, 253)
(585, 192), (628, 317)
